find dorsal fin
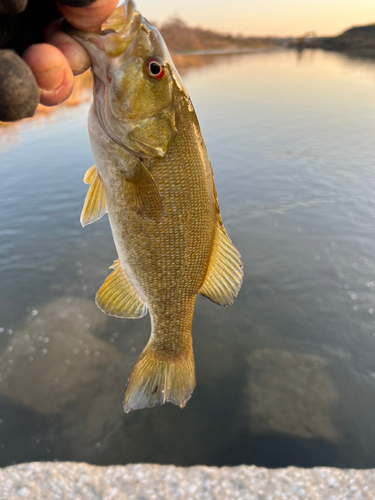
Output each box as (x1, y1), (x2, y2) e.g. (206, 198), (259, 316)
(96, 259), (148, 319)
(80, 165), (107, 227)
(199, 169), (243, 306)
(199, 221), (243, 306)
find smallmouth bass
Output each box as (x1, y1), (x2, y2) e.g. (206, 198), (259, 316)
(67, 0), (243, 412)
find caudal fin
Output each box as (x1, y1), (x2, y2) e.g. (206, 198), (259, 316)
(123, 345), (196, 413)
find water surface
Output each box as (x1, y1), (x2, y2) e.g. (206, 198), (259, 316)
(1, 49), (375, 468)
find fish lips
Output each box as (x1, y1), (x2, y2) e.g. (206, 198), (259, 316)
(62, 0), (140, 62)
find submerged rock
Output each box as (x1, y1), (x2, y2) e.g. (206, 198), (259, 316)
(0, 297), (125, 415)
(245, 349), (339, 442)
(0, 297), (139, 460)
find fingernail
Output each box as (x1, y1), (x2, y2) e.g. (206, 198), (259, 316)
(35, 65), (65, 91)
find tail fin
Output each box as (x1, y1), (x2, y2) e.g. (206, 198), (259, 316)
(123, 345), (196, 413)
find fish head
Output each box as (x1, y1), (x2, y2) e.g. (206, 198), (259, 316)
(66, 0), (190, 158)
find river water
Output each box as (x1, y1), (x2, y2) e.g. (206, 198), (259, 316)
(1, 48), (375, 468)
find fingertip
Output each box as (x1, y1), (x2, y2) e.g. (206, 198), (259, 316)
(23, 43), (74, 106)
(45, 28), (91, 75)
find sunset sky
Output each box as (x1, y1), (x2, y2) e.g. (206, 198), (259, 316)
(136, 0), (375, 37)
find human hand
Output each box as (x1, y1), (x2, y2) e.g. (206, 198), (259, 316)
(0, 0), (118, 122)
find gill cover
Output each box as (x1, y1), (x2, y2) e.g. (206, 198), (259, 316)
(67, 0), (189, 159)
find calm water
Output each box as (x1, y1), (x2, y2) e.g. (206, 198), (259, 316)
(1, 48), (375, 469)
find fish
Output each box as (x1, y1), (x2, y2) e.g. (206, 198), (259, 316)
(66, 0), (243, 412)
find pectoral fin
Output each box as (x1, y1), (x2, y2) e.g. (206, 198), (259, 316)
(123, 160), (163, 218)
(80, 165), (107, 227)
(96, 259), (147, 319)
(199, 221), (243, 306)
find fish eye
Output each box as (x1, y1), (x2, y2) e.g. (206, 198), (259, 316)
(146, 58), (165, 80)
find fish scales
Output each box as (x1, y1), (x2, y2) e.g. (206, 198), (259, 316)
(104, 100), (215, 348)
(67, 0), (243, 412)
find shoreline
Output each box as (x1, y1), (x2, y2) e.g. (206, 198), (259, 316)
(172, 47), (277, 56)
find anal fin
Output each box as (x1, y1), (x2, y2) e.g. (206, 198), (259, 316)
(80, 165), (107, 227)
(96, 259), (147, 319)
(199, 221), (243, 306)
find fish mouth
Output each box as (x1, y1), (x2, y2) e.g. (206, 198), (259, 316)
(63, 0), (155, 158)
(64, 0), (188, 158)
(63, 0), (141, 61)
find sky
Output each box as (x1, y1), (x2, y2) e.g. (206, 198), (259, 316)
(136, 0), (375, 37)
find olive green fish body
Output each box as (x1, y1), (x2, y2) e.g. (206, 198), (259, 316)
(91, 93), (216, 341)
(69, 0), (243, 412)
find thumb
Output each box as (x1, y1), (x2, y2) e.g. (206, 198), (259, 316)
(57, 0), (119, 34)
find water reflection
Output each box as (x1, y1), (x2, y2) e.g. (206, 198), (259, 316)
(1, 49), (375, 468)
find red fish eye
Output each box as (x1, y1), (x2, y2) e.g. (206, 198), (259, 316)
(147, 58), (165, 80)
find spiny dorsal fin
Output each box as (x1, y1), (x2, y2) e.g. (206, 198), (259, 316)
(123, 160), (163, 219)
(199, 221), (243, 306)
(80, 165), (107, 227)
(96, 259), (148, 319)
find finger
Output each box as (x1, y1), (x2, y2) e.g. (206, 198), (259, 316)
(57, 0), (96, 6)
(0, 50), (39, 121)
(44, 19), (91, 75)
(57, 0), (119, 34)
(23, 43), (74, 107)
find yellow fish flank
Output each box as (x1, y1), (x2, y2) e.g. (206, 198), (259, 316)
(68, 0), (243, 412)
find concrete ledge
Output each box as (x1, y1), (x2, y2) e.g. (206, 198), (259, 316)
(1, 462), (374, 499)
